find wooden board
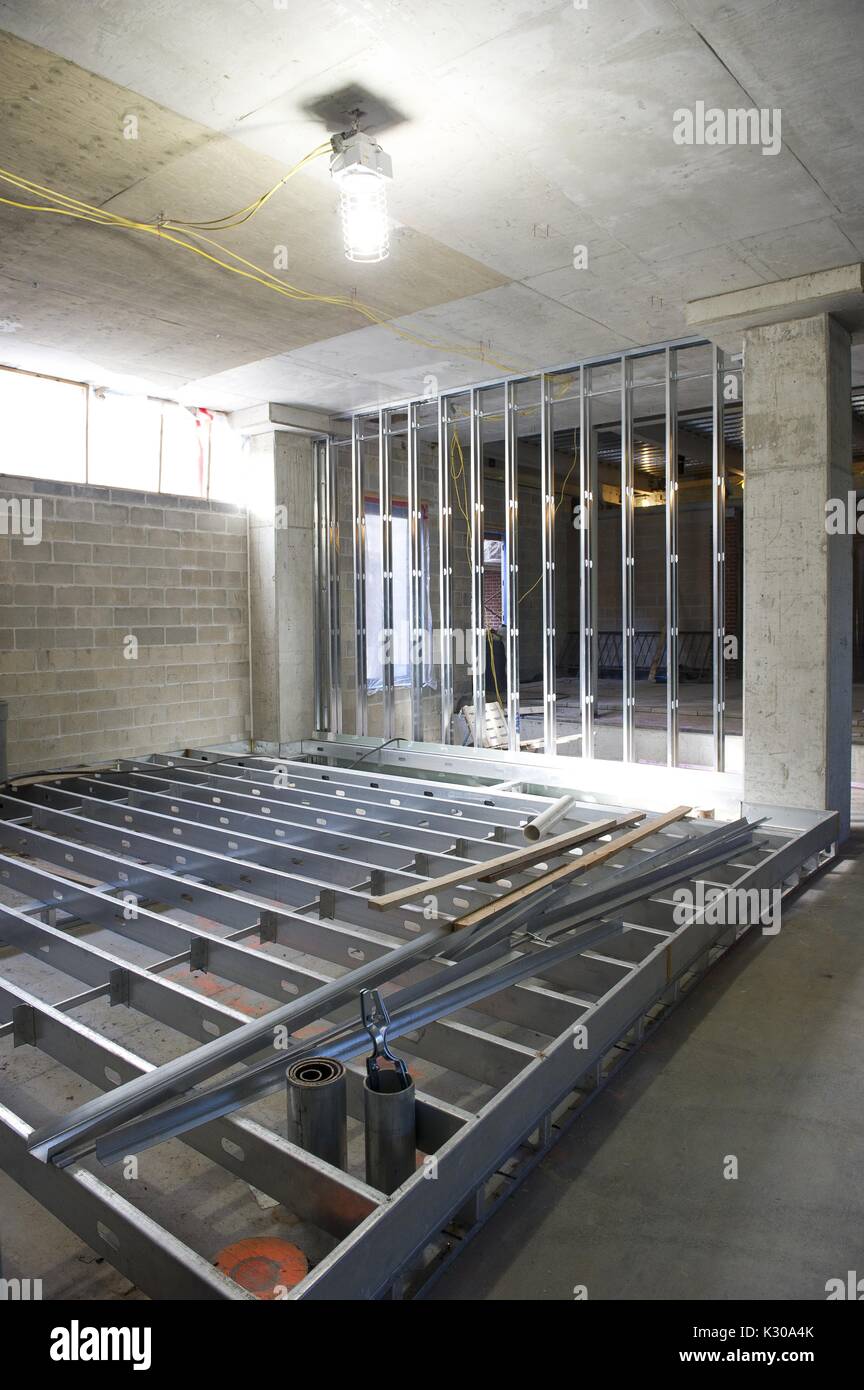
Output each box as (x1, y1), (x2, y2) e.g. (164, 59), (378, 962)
(449, 805), (692, 931)
(367, 813), (645, 911)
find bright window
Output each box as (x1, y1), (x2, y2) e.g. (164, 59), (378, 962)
(88, 389), (161, 491)
(365, 499), (432, 689)
(209, 411), (247, 504)
(0, 364), (244, 504)
(0, 367), (86, 482)
(160, 404), (210, 499)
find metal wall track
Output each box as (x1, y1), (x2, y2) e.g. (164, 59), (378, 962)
(0, 745), (836, 1300)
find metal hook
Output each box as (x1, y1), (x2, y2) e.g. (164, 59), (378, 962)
(360, 988), (409, 1091)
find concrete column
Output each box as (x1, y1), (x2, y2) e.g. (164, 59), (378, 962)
(742, 313), (852, 836)
(246, 429), (316, 750)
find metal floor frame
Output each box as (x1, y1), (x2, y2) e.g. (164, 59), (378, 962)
(0, 739), (837, 1300)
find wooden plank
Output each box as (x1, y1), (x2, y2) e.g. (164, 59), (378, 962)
(475, 812), (644, 880)
(449, 806), (692, 931)
(367, 813), (645, 912)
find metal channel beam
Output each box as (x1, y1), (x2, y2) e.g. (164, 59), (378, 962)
(326, 436), (343, 733)
(503, 380), (520, 752)
(0, 814), (418, 974)
(666, 347), (680, 766)
(580, 374), (597, 757)
(0, 848), (333, 1002)
(408, 401), (424, 742)
(314, 437), (327, 731)
(0, 978), (381, 1238)
(351, 413), (368, 734)
(288, 814), (828, 1300)
(138, 761), (522, 847)
(0, 740), (836, 1299)
(0, 1100), (252, 1300)
(221, 752), (549, 815)
(438, 393), (455, 743)
(469, 387), (485, 746)
(621, 356), (636, 763)
(84, 766), (511, 868)
(541, 371), (557, 754)
(2, 802), (581, 1044)
(712, 345), (727, 771)
(0, 843), (495, 1162)
(380, 407), (395, 737)
(0, 897), (246, 1041)
(0, 827), (549, 1092)
(10, 784), (505, 927)
(0, 812), (540, 1095)
(66, 771), (487, 877)
(163, 750), (541, 822)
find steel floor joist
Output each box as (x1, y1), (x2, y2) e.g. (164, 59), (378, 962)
(0, 743), (837, 1300)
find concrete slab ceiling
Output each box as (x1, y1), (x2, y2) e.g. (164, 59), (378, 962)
(0, 0), (862, 412)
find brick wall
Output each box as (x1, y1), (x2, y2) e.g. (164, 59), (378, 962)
(0, 474), (250, 776)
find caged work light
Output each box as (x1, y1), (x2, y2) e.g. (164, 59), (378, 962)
(329, 128), (393, 263)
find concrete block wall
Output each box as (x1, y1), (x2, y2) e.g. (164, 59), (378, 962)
(0, 474), (250, 776)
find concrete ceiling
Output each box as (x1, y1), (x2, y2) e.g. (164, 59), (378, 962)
(0, 0), (862, 414)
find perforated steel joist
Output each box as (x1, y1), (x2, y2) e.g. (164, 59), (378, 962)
(0, 744), (837, 1299)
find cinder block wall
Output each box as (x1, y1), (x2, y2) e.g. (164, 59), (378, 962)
(0, 474), (251, 776)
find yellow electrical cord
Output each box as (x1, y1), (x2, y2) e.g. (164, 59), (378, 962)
(487, 626), (506, 712)
(0, 155), (519, 375)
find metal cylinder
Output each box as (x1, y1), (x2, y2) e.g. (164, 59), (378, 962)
(364, 1072), (416, 1194)
(522, 793), (575, 842)
(286, 1056), (347, 1170)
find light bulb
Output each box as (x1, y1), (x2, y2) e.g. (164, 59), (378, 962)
(335, 166), (390, 263)
(329, 131), (393, 264)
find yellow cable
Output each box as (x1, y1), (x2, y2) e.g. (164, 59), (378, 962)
(487, 627), (506, 714)
(0, 143), (332, 234)
(0, 161), (520, 374)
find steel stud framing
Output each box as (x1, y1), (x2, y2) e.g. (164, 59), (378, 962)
(319, 337), (735, 771)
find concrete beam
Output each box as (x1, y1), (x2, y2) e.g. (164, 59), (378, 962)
(230, 402), (349, 438)
(687, 264), (864, 353)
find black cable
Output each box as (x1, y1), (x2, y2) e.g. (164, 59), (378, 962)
(345, 737), (402, 770)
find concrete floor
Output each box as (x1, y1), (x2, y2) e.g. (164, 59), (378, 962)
(2, 812), (863, 1302)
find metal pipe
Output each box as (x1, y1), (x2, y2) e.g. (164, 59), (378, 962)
(364, 1072), (416, 1194)
(92, 916), (628, 1166)
(43, 812), (757, 1167)
(286, 1057), (347, 1171)
(27, 923), (447, 1165)
(522, 794), (575, 843)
